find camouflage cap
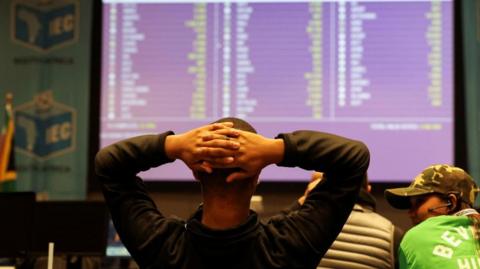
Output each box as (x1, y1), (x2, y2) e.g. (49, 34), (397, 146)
(385, 164), (479, 209)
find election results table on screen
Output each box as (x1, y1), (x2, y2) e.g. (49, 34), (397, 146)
(100, 1), (452, 182)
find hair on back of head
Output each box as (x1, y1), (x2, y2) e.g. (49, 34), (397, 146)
(213, 117), (257, 134)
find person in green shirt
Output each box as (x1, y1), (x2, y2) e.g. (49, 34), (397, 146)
(385, 164), (480, 269)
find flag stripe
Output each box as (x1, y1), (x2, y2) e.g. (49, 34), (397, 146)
(0, 100), (16, 183)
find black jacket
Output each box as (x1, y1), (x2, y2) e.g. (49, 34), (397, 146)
(95, 130), (369, 269)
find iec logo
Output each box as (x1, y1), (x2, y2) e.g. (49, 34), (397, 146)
(14, 91), (76, 160)
(11, 0), (79, 52)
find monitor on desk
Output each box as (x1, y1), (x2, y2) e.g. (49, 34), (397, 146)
(105, 220), (131, 258)
(31, 201), (109, 256)
(0, 192), (35, 257)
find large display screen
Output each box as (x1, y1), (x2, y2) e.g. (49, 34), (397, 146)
(100, 0), (453, 182)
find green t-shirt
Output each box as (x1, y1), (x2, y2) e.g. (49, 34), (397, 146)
(399, 215), (480, 269)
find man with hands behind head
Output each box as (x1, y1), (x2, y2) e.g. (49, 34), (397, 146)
(95, 117), (369, 269)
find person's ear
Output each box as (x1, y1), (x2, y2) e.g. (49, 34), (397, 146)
(447, 194), (457, 210)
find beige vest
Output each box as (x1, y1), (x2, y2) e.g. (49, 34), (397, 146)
(317, 204), (396, 269)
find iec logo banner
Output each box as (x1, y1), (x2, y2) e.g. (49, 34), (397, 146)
(14, 91), (77, 160)
(11, 0), (79, 52)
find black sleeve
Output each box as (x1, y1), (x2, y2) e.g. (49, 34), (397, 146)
(264, 131), (370, 268)
(94, 132), (179, 267)
(280, 201), (302, 216)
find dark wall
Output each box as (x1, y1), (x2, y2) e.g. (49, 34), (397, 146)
(89, 181), (413, 233)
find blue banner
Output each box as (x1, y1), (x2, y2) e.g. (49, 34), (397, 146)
(0, 0), (92, 200)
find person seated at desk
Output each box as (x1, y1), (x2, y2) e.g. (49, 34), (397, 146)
(385, 164), (480, 269)
(293, 172), (404, 269)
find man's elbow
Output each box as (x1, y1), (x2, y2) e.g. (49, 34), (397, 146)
(94, 147), (115, 178)
(351, 140), (370, 173)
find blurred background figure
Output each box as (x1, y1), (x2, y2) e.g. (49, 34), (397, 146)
(295, 172), (403, 269)
(385, 164), (480, 269)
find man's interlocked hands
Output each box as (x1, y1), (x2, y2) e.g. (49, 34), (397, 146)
(165, 122), (284, 183)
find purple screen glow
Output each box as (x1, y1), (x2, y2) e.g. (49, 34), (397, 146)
(100, 0), (453, 182)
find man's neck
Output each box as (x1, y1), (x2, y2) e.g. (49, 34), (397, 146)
(201, 196), (251, 229)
